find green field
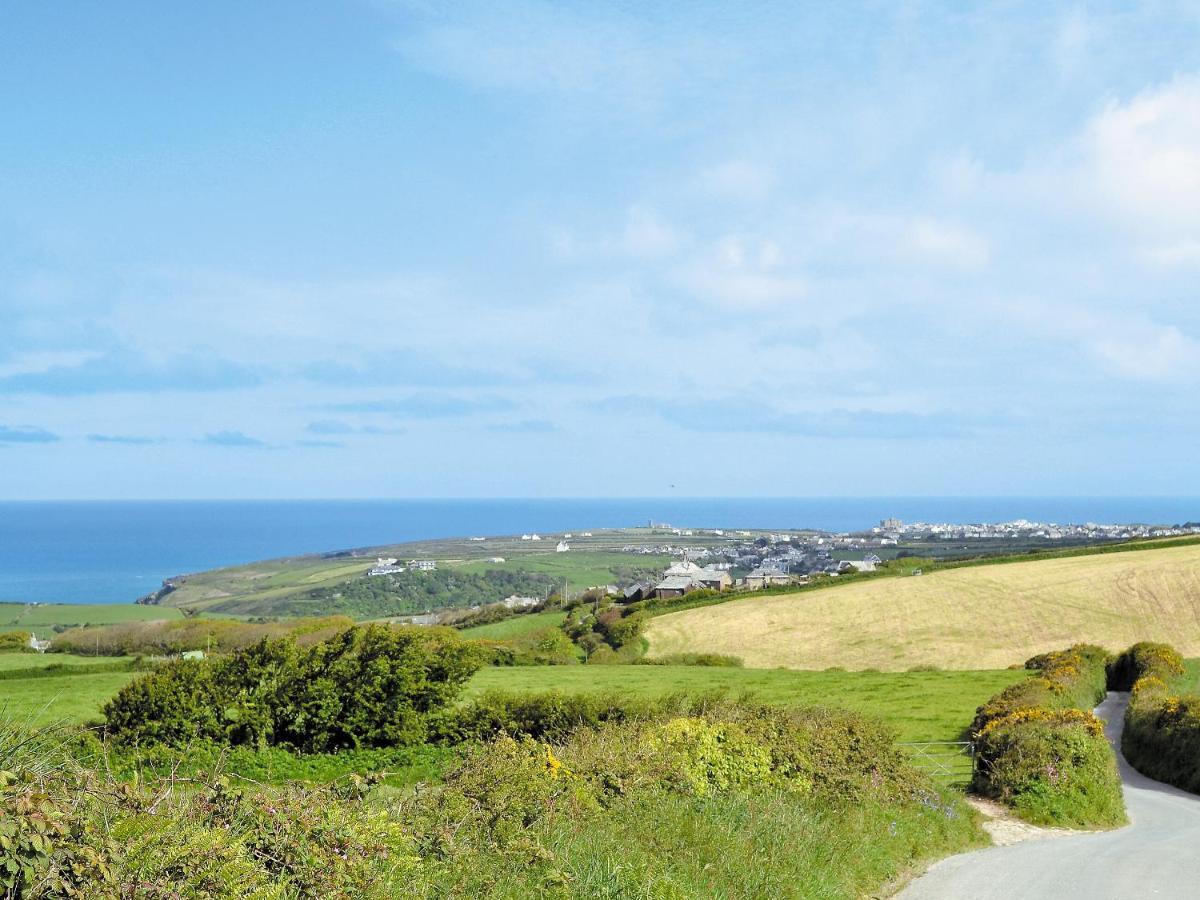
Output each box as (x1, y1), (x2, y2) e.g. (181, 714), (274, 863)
(0, 602), (181, 632)
(467, 665), (1030, 742)
(458, 610), (567, 640)
(0, 652), (133, 671)
(0, 672), (140, 725)
(0, 657), (1027, 740)
(453, 551), (668, 591)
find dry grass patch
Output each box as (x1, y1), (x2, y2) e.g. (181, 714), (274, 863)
(645, 544), (1200, 670)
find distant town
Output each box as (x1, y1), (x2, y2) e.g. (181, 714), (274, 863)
(352, 516), (1200, 622)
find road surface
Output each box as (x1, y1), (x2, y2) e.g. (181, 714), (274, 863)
(898, 692), (1200, 899)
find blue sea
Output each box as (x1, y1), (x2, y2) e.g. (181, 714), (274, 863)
(1, 498), (1198, 605)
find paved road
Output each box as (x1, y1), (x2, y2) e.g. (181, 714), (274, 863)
(898, 692), (1200, 899)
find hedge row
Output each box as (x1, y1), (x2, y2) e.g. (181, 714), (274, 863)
(1115, 642), (1200, 791)
(971, 644), (1125, 827)
(1, 699), (984, 899)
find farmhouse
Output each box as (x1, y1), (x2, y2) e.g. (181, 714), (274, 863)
(623, 582), (652, 603)
(695, 568), (732, 591)
(502, 594), (539, 609)
(652, 575), (697, 599)
(408, 559), (437, 571)
(744, 567), (792, 590)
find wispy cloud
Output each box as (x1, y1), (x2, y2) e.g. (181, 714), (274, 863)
(0, 351), (260, 396)
(590, 396), (970, 439)
(200, 430), (266, 448)
(487, 419), (558, 433)
(304, 420), (403, 436)
(0, 425), (59, 444)
(314, 394), (515, 418)
(87, 434), (160, 445)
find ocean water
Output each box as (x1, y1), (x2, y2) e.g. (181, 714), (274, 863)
(0, 497), (1197, 605)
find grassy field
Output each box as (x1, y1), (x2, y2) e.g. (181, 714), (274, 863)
(0, 652), (133, 671)
(467, 665), (1029, 742)
(458, 610), (567, 640)
(453, 551), (668, 591)
(645, 543), (1200, 671)
(0, 601), (181, 632)
(0, 656), (1026, 740)
(0, 672), (140, 725)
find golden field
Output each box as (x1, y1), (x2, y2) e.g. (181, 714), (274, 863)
(644, 543), (1200, 670)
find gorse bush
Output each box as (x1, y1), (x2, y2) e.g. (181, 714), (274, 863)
(0, 765), (416, 899)
(0, 631), (32, 652)
(400, 702), (982, 898)
(4, 693), (986, 899)
(1115, 641), (1200, 792)
(104, 625), (481, 752)
(1106, 641), (1184, 691)
(972, 644), (1125, 827)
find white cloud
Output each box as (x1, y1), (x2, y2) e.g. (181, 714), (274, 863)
(696, 160), (776, 203)
(393, 1), (732, 108)
(903, 218), (991, 269)
(620, 207), (681, 258)
(673, 235), (804, 308)
(1085, 75), (1200, 232)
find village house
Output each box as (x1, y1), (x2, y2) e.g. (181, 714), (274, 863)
(695, 568), (732, 591)
(743, 567), (792, 590)
(501, 594), (540, 609)
(652, 574), (697, 599)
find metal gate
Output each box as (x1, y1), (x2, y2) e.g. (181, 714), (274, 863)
(899, 741), (976, 781)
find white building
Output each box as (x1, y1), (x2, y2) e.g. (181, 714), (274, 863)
(408, 559), (437, 571)
(502, 595), (540, 609)
(368, 557), (405, 576)
(556, 540), (570, 553)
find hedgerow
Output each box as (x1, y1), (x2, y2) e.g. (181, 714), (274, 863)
(971, 644), (1125, 827)
(0, 690), (987, 899)
(1114, 642), (1200, 792)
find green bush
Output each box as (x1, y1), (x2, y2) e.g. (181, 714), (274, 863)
(973, 716), (1125, 827)
(636, 652), (745, 667)
(437, 689), (665, 744)
(971, 644), (1124, 826)
(104, 625), (481, 751)
(1116, 641), (1200, 792)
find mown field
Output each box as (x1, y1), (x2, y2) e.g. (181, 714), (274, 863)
(0, 601), (180, 632)
(645, 542), (1200, 670)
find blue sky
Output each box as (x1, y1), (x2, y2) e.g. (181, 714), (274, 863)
(3, 1), (1200, 499)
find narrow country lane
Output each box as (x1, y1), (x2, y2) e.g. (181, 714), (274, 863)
(897, 693), (1200, 900)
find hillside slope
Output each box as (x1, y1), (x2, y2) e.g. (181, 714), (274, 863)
(644, 543), (1200, 670)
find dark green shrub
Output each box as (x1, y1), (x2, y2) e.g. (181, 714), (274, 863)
(1107, 641), (1184, 691)
(438, 690), (664, 744)
(105, 625), (481, 751)
(636, 652), (744, 667)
